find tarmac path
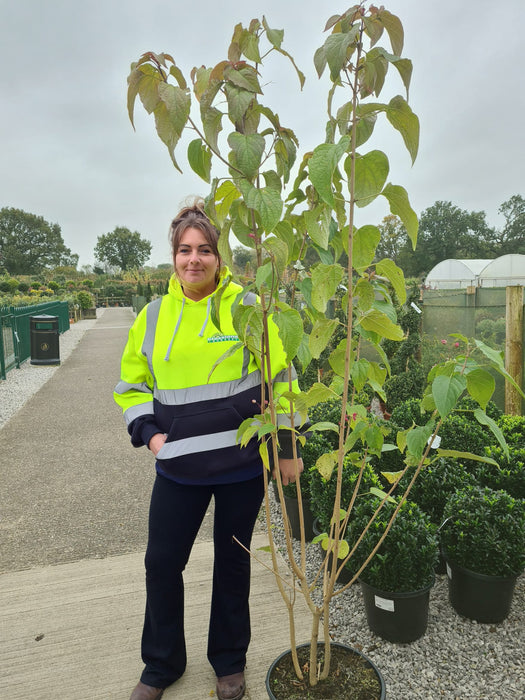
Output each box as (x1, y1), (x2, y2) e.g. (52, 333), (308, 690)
(1, 307), (156, 572)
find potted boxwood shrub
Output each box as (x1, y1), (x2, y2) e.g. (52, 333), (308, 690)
(440, 484), (525, 623)
(347, 494), (439, 642)
(477, 445), (525, 499)
(128, 4), (521, 696)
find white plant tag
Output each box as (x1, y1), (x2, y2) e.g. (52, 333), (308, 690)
(446, 563), (452, 579)
(375, 595), (395, 612)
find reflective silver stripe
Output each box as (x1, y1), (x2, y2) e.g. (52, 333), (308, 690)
(124, 402), (154, 425)
(154, 370), (261, 405)
(274, 366), (298, 382)
(114, 380), (152, 396)
(156, 429), (239, 458)
(276, 412), (303, 427)
(243, 292), (257, 306)
(143, 298), (162, 376)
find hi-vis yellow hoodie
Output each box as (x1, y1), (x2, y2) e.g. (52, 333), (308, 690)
(114, 269), (302, 485)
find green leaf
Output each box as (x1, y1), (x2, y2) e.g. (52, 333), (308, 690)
(369, 486), (396, 504)
(353, 225), (380, 269)
(405, 423), (434, 461)
(228, 133), (265, 179)
(432, 374), (466, 418)
(238, 181), (283, 233)
(154, 83), (191, 171)
(381, 183), (418, 248)
(378, 9), (404, 56)
(436, 449), (499, 466)
(259, 440), (270, 470)
(215, 181), (241, 226)
(349, 150), (390, 207)
(255, 261), (274, 290)
(359, 309), (404, 341)
(187, 138), (212, 182)
(337, 539), (350, 560)
(273, 309), (303, 364)
(309, 318), (339, 359)
(224, 83), (254, 123)
(309, 137), (350, 206)
(201, 106), (223, 153)
(474, 339), (504, 368)
(351, 358), (370, 393)
(323, 28), (359, 80)
(317, 451), (338, 480)
(381, 470), (404, 484)
(311, 264), (344, 313)
(354, 278), (375, 312)
(264, 236), (289, 278)
(224, 64), (262, 93)
(474, 408), (509, 459)
(375, 258), (406, 304)
(135, 63), (162, 114)
(386, 95), (419, 164)
(304, 206), (331, 250)
(263, 17), (284, 48)
(466, 368), (496, 410)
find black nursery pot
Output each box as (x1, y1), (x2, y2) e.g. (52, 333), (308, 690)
(359, 578), (434, 643)
(266, 641), (386, 700)
(445, 559), (519, 623)
(283, 494), (315, 541)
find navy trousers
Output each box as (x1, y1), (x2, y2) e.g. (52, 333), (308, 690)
(139, 472), (265, 689)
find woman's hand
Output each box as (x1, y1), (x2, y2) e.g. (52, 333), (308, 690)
(148, 433), (167, 456)
(276, 457), (304, 486)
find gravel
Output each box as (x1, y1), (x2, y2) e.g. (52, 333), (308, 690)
(264, 492), (524, 700)
(0, 315), (98, 430)
(2, 314), (523, 699)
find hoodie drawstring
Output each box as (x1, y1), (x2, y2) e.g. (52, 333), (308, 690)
(164, 297), (186, 361)
(198, 297), (212, 337)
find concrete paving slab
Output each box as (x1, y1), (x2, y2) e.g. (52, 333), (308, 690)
(0, 533), (311, 699)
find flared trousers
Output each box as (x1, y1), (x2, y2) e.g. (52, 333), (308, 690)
(139, 472), (265, 689)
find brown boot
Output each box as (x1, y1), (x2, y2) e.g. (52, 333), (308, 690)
(129, 680), (164, 700)
(216, 671), (245, 700)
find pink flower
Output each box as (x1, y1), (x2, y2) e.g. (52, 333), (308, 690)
(441, 339), (447, 345)
(454, 342), (460, 348)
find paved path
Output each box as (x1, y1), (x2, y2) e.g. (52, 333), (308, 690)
(0, 307), (309, 699)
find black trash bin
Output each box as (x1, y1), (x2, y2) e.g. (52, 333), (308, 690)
(30, 315), (60, 365)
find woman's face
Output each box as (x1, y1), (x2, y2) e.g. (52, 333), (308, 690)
(174, 226), (219, 300)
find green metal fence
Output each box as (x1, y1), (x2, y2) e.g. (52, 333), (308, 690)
(422, 287), (524, 411)
(0, 301), (70, 379)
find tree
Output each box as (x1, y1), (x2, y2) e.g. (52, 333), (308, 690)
(94, 226), (152, 271)
(495, 194), (525, 255)
(375, 215), (409, 265)
(403, 201), (495, 277)
(232, 245), (256, 276)
(0, 207), (78, 274)
(128, 6), (513, 692)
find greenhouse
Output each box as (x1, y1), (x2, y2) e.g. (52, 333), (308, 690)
(425, 254), (525, 289)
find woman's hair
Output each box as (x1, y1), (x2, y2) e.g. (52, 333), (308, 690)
(169, 198), (220, 260)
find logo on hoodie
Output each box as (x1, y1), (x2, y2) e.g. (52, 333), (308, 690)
(207, 332), (240, 343)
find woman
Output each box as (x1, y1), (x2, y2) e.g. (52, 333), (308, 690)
(114, 201), (303, 700)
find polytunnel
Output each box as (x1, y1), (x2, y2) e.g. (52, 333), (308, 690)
(424, 259), (491, 289)
(477, 254), (525, 287)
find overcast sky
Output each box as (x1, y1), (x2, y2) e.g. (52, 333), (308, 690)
(1, 0), (524, 269)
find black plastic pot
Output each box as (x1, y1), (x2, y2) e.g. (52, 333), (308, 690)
(312, 517), (353, 585)
(265, 641), (386, 699)
(359, 578), (434, 643)
(283, 494), (315, 541)
(445, 558), (519, 623)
